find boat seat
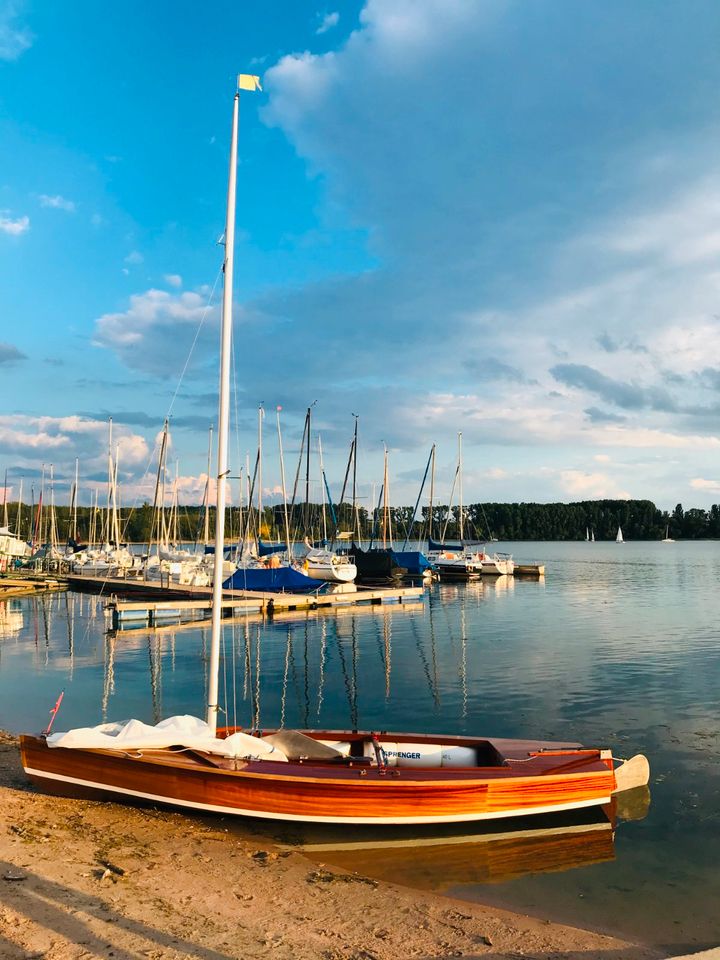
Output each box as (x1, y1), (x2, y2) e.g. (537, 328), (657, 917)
(262, 730), (344, 761)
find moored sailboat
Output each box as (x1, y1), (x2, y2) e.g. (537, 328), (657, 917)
(20, 76), (648, 827)
(426, 435), (513, 577)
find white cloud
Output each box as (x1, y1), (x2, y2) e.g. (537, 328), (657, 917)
(0, 2), (33, 61)
(653, 320), (720, 376)
(690, 478), (720, 494)
(92, 288), (220, 377)
(316, 11), (339, 34)
(38, 194), (76, 213)
(124, 250), (144, 265)
(0, 415), (151, 494)
(594, 427), (720, 450)
(164, 273), (182, 288)
(559, 470), (631, 500)
(599, 180), (720, 267)
(0, 214), (29, 235)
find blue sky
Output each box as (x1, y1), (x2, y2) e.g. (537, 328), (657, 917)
(2, 0), (720, 513)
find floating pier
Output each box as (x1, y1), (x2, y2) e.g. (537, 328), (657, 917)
(0, 574), (68, 599)
(106, 581), (424, 630)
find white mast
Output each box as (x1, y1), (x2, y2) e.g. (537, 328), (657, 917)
(207, 75), (261, 732)
(458, 431), (463, 541)
(318, 436), (327, 543)
(49, 463), (58, 553)
(72, 458), (79, 543)
(106, 419), (113, 546)
(257, 405), (264, 541)
(16, 478), (23, 538)
(203, 425), (213, 545)
(276, 407), (291, 555)
(112, 443), (121, 546)
(428, 444), (435, 543)
(382, 444), (390, 549)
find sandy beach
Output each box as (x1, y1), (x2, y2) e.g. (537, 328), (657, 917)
(0, 731), (663, 960)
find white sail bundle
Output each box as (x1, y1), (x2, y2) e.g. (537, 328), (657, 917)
(47, 715), (287, 761)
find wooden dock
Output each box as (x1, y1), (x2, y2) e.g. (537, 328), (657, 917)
(105, 581), (424, 630)
(0, 574), (68, 599)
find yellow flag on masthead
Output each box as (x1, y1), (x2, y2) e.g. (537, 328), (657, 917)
(238, 74), (262, 92)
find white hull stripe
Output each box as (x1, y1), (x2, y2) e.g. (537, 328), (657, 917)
(23, 766), (610, 825)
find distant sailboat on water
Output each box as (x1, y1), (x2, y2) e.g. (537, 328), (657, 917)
(615, 526), (624, 543)
(661, 525), (675, 543)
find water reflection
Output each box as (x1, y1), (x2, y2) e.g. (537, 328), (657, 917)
(281, 812), (616, 890)
(0, 599), (24, 637)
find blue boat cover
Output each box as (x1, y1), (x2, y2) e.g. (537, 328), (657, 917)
(204, 543), (238, 556)
(393, 550), (434, 574)
(257, 539), (287, 557)
(427, 537), (485, 552)
(223, 565), (321, 593)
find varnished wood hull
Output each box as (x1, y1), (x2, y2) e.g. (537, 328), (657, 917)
(20, 731), (616, 825)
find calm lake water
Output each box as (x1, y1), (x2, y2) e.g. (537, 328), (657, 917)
(1, 540), (719, 952)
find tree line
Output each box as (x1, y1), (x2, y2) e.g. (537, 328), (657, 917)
(5, 498), (720, 544)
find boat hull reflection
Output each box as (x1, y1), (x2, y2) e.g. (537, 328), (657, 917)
(273, 808), (618, 888)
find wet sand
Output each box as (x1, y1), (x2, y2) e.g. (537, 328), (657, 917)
(0, 731), (660, 960)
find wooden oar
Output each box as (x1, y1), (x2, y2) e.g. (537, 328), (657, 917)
(612, 754), (650, 794)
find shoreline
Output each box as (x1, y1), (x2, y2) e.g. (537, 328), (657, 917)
(0, 731), (661, 960)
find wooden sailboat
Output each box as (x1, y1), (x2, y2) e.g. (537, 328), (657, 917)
(21, 76), (649, 826)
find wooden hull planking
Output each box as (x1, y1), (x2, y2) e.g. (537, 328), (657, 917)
(20, 734), (615, 825)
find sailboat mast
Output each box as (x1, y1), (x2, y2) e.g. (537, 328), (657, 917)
(203, 425), (213, 545)
(257, 405), (264, 539)
(106, 419), (114, 546)
(112, 444), (121, 546)
(458, 431), (463, 541)
(49, 464), (57, 553)
(148, 421), (168, 556)
(276, 407), (292, 555)
(382, 445), (390, 549)
(2, 469), (7, 529)
(318, 436), (327, 542)
(207, 84), (241, 733)
(305, 404), (313, 535)
(351, 416), (359, 539)
(428, 444), (436, 542)
(72, 458), (79, 542)
(16, 478), (23, 539)
(39, 464), (46, 548)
